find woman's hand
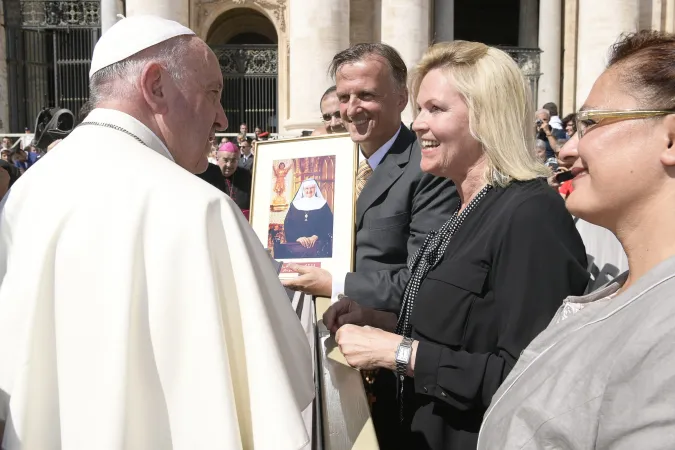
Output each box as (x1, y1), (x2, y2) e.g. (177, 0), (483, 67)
(297, 236), (319, 248)
(296, 237), (310, 248)
(323, 297), (375, 334)
(335, 325), (402, 371)
(323, 297), (399, 334)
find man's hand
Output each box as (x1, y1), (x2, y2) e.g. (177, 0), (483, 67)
(281, 264), (332, 296)
(335, 324), (402, 371)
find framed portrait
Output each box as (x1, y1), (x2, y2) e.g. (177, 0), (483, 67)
(250, 134), (358, 278)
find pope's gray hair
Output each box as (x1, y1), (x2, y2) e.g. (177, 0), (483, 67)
(89, 35), (194, 106)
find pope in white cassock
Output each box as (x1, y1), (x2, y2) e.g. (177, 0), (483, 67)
(0, 15), (313, 450)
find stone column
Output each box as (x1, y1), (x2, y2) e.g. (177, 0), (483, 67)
(667, 0), (675, 32)
(576, 0), (639, 106)
(381, 0), (431, 123)
(285, 0), (350, 132)
(652, 0), (675, 32)
(125, 0), (189, 27)
(537, 0), (562, 107)
(518, 0), (539, 48)
(433, 0), (454, 43)
(562, 0), (578, 116)
(101, 0), (123, 34)
(351, 0), (374, 44)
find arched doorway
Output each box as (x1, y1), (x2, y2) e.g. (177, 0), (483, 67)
(207, 8), (278, 133)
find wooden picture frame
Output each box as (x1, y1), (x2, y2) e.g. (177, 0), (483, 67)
(250, 134), (358, 278)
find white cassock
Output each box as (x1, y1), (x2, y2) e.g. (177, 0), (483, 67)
(0, 108), (314, 450)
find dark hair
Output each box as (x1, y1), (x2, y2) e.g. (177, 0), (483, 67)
(608, 30), (675, 109)
(542, 102), (558, 117)
(328, 43), (407, 89)
(562, 113), (576, 132)
(319, 85), (337, 109)
(239, 136), (253, 145)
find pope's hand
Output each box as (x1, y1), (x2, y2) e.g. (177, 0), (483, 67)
(335, 324), (401, 371)
(281, 264), (332, 296)
(323, 296), (375, 334)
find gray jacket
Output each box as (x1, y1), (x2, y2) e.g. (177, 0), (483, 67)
(478, 255), (675, 449)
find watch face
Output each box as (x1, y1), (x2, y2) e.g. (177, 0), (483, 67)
(396, 346), (412, 363)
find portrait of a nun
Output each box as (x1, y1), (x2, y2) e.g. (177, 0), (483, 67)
(282, 179), (334, 258)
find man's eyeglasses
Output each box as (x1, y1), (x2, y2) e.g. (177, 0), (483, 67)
(576, 109), (675, 138)
(322, 111), (341, 122)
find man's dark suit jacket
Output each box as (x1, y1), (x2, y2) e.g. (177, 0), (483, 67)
(345, 125), (457, 312)
(239, 154), (254, 172)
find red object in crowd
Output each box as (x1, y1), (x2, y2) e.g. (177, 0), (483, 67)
(559, 180), (574, 198)
(242, 209), (250, 221)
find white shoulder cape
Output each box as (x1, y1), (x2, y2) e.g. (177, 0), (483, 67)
(0, 109), (314, 450)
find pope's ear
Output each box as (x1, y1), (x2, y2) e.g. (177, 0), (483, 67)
(140, 62), (169, 114)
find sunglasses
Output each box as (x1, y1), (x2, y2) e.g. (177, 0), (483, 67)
(322, 111), (341, 122)
(576, 109), (675, 138)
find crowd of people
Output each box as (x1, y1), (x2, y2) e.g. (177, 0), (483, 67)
(1, 12), (674, 450)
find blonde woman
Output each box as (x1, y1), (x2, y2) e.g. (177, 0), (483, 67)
(323, 41), (589, 449)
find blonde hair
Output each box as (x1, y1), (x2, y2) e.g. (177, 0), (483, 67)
(410, 41), (549, 187)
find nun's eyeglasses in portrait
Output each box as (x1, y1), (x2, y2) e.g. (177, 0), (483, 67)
(576, 109), (675, 138)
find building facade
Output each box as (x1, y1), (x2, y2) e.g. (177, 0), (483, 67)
(1, 0), (674, 135)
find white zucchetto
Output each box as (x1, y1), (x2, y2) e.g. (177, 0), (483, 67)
(89, 15), (195, 79)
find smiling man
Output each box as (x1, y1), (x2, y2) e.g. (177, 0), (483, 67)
(285, 42), (455, 312)
(319, 85), (346, 133)
(282, 42), (456, 448)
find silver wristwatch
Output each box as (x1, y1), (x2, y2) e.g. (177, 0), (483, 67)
(395, 336), (414, 381)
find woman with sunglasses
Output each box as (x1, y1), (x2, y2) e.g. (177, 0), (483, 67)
(479, 30), (675, 449)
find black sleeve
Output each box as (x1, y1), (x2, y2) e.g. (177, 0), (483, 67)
(413, 194), (589, 411)
(345, 175), (457, 313)
(316, 204), (334, 241)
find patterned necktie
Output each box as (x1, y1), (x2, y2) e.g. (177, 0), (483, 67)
(355, 159), (373, 199)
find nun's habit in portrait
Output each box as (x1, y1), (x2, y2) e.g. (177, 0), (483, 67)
(283, 179), (334, 258)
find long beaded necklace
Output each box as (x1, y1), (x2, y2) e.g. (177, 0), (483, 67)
(395, 184), (493, 422)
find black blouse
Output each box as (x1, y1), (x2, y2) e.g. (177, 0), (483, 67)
(404, 179), (589, 450)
